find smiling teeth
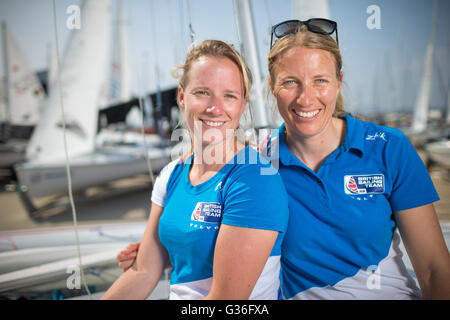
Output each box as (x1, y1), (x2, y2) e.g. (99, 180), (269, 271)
(204, 120), (224, 127)
(294, 110), (319, 118)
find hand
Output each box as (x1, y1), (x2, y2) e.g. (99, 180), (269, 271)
(117, 242), (140, 272)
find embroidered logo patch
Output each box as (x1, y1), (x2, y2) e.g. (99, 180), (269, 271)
(344, 174), (385, 195)
(365, 131), (387, 141)
(191, 202), (222, 223)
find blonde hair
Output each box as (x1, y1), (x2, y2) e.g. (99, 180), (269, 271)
(173, 39), (252, 103)
(268, 25), (345, 117)
(171, 40), (253, 155)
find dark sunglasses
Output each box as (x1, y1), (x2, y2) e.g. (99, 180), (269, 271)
(270, 18), (339, 48)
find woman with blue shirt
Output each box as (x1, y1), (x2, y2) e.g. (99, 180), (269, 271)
(266, 19), (449, 299)
(118, 21), (450, 299)
(102, 40), (289, 300)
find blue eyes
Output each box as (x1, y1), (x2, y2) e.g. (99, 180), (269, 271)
(193, 91), (237, 99)
(282, 79), (327, 87)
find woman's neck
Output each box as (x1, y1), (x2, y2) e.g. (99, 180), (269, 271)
(285, 117), (346, 172)
(189, 136), (244, 185)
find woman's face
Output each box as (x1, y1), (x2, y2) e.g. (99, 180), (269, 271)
(178, 56), (247, 147)
(271, 46), (342, 140)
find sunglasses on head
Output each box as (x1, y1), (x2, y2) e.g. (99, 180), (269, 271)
(270, 18), (339, 48)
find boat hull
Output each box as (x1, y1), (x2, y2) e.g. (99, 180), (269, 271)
(14, 148), (170, 198)
(425, 140), (450, 169)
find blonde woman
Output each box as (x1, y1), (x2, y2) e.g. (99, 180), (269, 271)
(267, 19), (449, 299)
(102, 40), (288, 300)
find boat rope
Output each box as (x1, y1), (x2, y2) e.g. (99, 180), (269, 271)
(186, 0), (196, 43)
(127, 0), (156, 186)
(51, 0), (91, 299)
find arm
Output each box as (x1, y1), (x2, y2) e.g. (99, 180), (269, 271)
(395, 203), (450, 299)
(102, 203), (169, 300)
(203, 224), (278, 300)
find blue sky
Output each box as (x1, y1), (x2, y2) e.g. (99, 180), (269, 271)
(0, 0), (448, 115)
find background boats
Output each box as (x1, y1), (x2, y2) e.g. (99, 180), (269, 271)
(0, 0), (448, 300)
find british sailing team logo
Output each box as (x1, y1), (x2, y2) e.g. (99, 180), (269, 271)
(191, 202), (222, 223)
(344, 174), (385, 195)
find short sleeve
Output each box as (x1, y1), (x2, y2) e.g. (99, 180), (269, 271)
(151, 159), (179, 207)
(221, 164), (289, 233)
(387, 132), (440, 211)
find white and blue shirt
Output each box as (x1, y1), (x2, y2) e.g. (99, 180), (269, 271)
(266, 114), (440, 299)
(152, 146), (289, 299)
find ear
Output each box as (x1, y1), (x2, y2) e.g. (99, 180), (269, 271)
(268, 76), (276, 96)
(337, 71), (343, 92)
(177, 86), (185, 109)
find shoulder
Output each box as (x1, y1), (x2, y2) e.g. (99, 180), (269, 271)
(222, 147), (287, 201)
(158, 158), (183, 181)
(349, 115), (411, 153)
(151, 158), (185, 206)
(230, 146), (283, 183)
(351, 115), (404, 140)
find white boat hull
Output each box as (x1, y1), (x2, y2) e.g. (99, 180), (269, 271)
(14, 147), (170, 198)
(425, 140), (450, 169)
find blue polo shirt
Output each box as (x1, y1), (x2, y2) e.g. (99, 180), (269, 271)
(266, 114), (439, 299)
(154, 146), (289, 299)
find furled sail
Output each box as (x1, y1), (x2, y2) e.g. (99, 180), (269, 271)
(411, 0), (438, 133)
(109, 0), (130, 104)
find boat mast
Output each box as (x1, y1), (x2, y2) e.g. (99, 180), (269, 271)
(116, 0), (130, 102)
(232, 0), (270, 134)
(411, 0), (439, 133)
(292, 0), (330, 20)
(1, 22), (10, 124)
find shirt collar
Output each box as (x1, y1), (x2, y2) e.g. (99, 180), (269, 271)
(272, 114), (365, 167)
(341, 114), (365, 156)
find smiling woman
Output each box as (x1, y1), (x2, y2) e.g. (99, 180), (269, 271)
(266, 20), (450, 300)
(178, 56), (246, 157)
(172, 40), (253, 164)
(102, 40), (289, 300)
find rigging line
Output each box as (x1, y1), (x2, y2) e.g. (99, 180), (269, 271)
(127, 0), (155, 185)
(51, 0), (91, 299)
(186, 0), (195, 43)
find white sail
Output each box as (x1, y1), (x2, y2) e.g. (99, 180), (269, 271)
(46, 43), (58, 97)
(292, 0), (330, 20)
(2, 23), (45, 126)
(411, 0), (438, 133)
(109, 0), (131, 104)
(26, 0), (111, 162)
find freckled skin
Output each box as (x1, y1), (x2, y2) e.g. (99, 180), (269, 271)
(272, 46), (342, 142)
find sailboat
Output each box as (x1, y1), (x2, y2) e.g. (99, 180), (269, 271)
(425, 139), (450, 169)
(0, 22), (46, 168)
(402, 0), (444, 149)
(14, 0), (170, 202)
(95, 0), (169, 154)
(0, 221), (146, 294)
